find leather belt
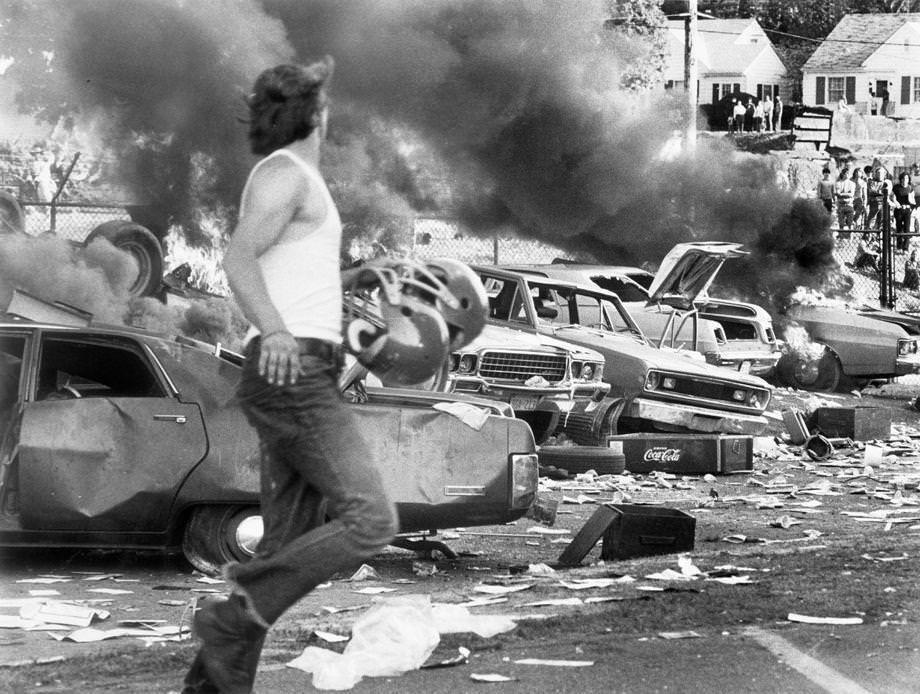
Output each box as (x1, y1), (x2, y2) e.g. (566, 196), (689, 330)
(295, 337), (341, 362)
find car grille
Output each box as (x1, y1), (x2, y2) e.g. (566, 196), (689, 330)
(668, 376), (746, 404)
(479, 351), (567, 383)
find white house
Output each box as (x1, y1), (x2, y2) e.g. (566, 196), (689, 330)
(664, 17), (789, 105)
(801, 13), (920, 117)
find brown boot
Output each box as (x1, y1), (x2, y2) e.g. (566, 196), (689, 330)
(191, 594), (267, 694)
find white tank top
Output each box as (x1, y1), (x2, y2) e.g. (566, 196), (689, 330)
(241, 148), (343, 345)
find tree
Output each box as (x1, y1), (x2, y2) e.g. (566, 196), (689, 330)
(605, 0), (669, 91)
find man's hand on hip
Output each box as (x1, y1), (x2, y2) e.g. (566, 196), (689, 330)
(259, 331), (301, 385)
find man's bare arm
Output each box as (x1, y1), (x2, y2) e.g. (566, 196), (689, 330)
(224, 157), (307, 385)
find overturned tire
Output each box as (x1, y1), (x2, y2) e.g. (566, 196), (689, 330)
(537, 445), (626, 476)
(0, 191), (25, 234)
(85, 220), (164, 297)
(181, 505), (263, 575)
(776, 348), (844, 392)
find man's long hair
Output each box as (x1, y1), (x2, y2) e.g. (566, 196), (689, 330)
(246, 57), (334, 156)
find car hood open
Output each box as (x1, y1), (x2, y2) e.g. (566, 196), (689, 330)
(646, 242), (747, 311)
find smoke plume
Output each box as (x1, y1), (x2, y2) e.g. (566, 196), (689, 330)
(2, 0), (835, 323)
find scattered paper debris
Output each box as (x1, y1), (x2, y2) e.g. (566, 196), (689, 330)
(513, 658), (594, 667)
(348, 564), (381, 582)
(787, 613), (864, 625)
(470, 673), (516, 683)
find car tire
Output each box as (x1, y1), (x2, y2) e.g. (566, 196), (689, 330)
(777, 348), (844, 392)
(182, 505), (263, 576)
(0, 191), (25, 234)
(537, 445), (626, 476)
(84, 220), (164, 297)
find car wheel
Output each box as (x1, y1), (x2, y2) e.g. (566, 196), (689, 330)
(0, 192), (25, 234)
(182, 505), (263, 575)
(777, 349), (843, 392)
(85, 220), (164, 297)
(537, 445), (626, 476)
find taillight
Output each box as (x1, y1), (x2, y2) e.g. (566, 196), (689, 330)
(510, 453), (538, 509)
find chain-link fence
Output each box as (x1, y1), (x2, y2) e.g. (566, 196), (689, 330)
(19, 203), (130, 243)
(408, 217), (568, 266)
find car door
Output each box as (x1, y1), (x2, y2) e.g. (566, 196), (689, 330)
(17, 332), (207, 534)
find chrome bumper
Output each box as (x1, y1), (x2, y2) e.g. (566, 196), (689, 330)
(625, 397), (769, 435)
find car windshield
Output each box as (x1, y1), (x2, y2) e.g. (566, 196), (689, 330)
(529, 284), (640, 335)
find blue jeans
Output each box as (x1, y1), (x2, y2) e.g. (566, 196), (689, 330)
(224, 339), (398, 625)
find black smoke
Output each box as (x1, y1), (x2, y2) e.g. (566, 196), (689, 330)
(3, 0), (835, 317)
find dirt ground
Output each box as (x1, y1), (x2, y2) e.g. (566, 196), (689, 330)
(2, 383), (920, 693)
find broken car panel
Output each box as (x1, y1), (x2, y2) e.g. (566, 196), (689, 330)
(0, 319), (538, 573)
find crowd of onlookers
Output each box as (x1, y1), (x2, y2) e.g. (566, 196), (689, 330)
(816, 161), (920, 290)
(728, 95), (783, 134)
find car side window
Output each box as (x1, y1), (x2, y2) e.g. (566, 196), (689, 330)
(36, 336), (165, 400)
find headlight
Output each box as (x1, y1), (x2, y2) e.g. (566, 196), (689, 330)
(898, 339), (918, 356)
(732, 389), (747, 402)
(571, 361), (583, 379)
(450, 354), (460, 372)
(748, 390), (767, 409)
(662, 376), (677, 390)
(645, 371), (660, 390)
(582, 364), (594, 380)
(458, 354), (477, 373)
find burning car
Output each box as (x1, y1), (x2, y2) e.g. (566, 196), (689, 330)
(777, 298), (920, 391)
(510, 242), (782, 377)
(475, 266), (773, 438)
(0, 313), (539, 573)
(444, 323), (609, 443)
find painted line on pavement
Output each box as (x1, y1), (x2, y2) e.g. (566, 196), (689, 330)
(744, 626), (876, 694)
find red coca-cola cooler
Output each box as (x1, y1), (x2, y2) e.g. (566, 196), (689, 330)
(606, 433), (753, 474)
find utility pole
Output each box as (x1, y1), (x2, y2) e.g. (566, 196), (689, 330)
(684, 0), (698, 153)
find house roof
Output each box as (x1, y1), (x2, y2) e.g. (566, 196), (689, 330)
(803, 13), (920, 71)
(666, 18), (776, 76)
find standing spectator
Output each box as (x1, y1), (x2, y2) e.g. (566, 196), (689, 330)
(28, 145), (56, 203)
(911, 164), (920, 235)
(772, 96), (783, 131)
(762, 95), (774, 132)
(732, 99), (746, 134)
(892, 171), (915, 251)
(881, 82), (891, 115)
(834, 169), (856, 234)
(752, 99), (764, 133)
(744, 99), (755, 132)
(869, 85), (879, 115)
(865, 166), (890, 231)
(852, 167), (868, 231)
(903, 249), (920, 290)
(816, 168), (835, 215)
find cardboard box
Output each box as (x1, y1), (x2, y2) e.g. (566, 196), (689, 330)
(601, 504), (695, 560)
(607, 433), (753, 474)
(809, 407), (891, 441)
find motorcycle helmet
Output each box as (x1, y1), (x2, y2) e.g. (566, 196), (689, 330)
(422, 257), (488, 349)
(343, 265), (451, 386)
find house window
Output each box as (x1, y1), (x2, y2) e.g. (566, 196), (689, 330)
(827, 77), (845, 103)
(915, 77), (920, 102)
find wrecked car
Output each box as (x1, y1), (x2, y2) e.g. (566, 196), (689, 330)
(0, 316), (539, 573)
(510, 242), (782, 377)
(777, 300), (920, 391)
(443, 322), (609, 443)
(475, 266), (773, 438)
